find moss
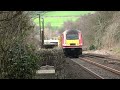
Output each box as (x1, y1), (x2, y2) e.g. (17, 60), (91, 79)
(113, 48), (120, 54)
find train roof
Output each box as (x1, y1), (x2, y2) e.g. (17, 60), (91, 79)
(63, 29), (81, 34)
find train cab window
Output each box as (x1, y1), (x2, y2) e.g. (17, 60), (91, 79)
(66, 30), (79, 40)
(66, 34), (79, 40)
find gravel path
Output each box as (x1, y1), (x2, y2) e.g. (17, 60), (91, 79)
(63, 58), (101, 79)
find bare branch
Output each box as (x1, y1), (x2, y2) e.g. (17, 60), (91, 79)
(0, 11), (23, 22)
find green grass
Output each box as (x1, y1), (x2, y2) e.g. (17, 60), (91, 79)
(34, 17), (77, 27)
(113, 48), (120, 54)
(34, 11), (95, 27)
(44, 11), (94, 16)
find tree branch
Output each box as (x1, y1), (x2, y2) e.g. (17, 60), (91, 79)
(0, 11), (23, 22)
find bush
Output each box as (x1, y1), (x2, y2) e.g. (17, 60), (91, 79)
(3, 42), (39, 79)
(36, 48), (66, 79)
(89, 44), (96, 50)
(0, 11), (39, 79)
(36, 48), (65, 68)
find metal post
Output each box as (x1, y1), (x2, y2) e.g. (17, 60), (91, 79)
(41, 17), (44, 48)
(37, 14), (42, 48)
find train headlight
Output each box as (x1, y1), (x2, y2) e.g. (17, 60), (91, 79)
(63, 44), (66, 46)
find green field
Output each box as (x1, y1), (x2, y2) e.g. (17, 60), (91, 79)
(34, 11), (95, 27)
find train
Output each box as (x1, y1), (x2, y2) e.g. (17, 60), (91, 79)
(58, 29), (83, 58)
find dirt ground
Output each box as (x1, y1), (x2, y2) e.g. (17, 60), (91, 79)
(83, 49), (120, 60)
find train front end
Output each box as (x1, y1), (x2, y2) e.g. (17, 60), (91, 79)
(61, 30), (83, 57)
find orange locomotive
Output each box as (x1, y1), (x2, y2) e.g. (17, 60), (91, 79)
(58, 29), (83, 58)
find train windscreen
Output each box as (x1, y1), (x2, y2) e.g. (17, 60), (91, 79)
(66, 34), (79, 40)
(66, 30), (79, 40)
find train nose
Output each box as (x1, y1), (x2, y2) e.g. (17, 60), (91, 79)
(66, 40), (79, 46)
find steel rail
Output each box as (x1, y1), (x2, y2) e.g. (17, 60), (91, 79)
(79, 57), (120, 76)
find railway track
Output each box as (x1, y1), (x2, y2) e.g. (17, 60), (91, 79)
(70, 55), (120, 79)
(65, 58), (104, 79)
(70, 59), (104, 79)
(83, 53), (120, 62)
(82, 54), (120, 71)
(80, 57), (120, 75)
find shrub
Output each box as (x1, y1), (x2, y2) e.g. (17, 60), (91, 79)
(0, 11), (39, 79)
(36, 48), (65, 68)
(89, 44), (96, 50)
(3, 42), (39, 79)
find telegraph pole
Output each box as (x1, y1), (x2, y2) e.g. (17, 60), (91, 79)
(37, 14), (42, 48)
(37, 12), (48, 48)
(41, 17), (44, 48)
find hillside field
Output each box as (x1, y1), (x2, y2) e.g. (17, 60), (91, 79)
(34, 11), (95, 27)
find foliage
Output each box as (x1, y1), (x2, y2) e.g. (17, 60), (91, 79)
(89, 44), (96, 50)
(35, 48), (66, 79)
(36, 48), (65, 68)
(60, 11), (120, 50)
(3, 42), (39, 79)
(0, 11), (39, 79)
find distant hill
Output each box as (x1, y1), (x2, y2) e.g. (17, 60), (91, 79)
(34, 11), (95, 27)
